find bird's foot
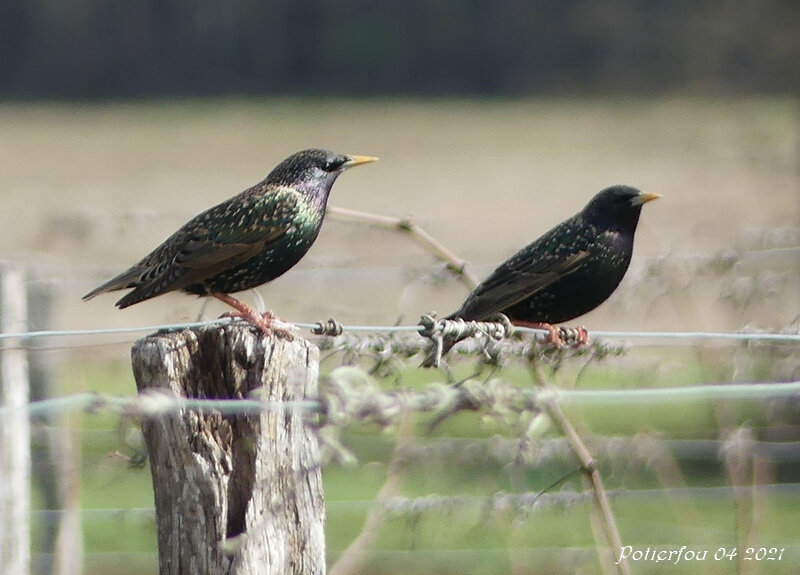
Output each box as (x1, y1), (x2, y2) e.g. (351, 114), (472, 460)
(219, 310), (295, 340)
(513, 321), (563, 347)
(212, 292), (295, 340)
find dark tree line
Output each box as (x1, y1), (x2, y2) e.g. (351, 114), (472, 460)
(1, 0), (797, 98)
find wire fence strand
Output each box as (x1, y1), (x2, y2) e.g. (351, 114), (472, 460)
(2, 318), (799, 342)
(4, 379), (799, 420)
(25, 482), (800, 525)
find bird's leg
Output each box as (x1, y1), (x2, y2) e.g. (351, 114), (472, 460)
(211, 292), (293, 339)
(512, 320), (564, 347)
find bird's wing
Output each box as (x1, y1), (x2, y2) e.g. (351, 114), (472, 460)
(455, 249), (590, 319)
(138, 221), (289, 294)
(168, 187), (302, 282)
(83, 227), (278, 302)
(172, 231), (273, 273)
(86, 185), (305, 308)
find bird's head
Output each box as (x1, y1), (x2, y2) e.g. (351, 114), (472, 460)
(267, 149), (378, 199)
(581, 185), (660, 233)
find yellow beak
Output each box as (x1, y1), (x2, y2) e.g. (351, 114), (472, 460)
(342, 155), (379, 169)
(632, 191), (662, 206)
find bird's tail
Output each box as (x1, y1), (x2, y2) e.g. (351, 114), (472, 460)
(113, 284), (163, 309)
(82, 268), (141, 302)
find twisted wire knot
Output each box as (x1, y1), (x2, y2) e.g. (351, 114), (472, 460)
(311, 317), (344, 336)
(418, 313), (515, 367)
(558, 326), (584, 346)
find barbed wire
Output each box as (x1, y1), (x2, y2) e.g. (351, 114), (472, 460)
(2, 316), (798, 343)
(4, 378), (799, 420)
(28, 431), (800, 473)
(392, 435), (800, 468)
(25, 482), (800, 525)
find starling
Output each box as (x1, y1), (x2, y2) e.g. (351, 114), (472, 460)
(425, 185), (659, 364)
(83, 148), (378, 332)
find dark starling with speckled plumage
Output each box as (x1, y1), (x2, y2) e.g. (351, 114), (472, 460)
(424, 185), (659, 365)
(83, 148), (378, 331)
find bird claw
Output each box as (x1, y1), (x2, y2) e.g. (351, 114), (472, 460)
(513, 321), (563, 347)
(219, 310), (295, 341)
(542, 324), (564, 347)
(513, 321), (590, 348)
(212, 293), (294, 340)
(261, 319), (296, 341)
(575, 325), (589, 347)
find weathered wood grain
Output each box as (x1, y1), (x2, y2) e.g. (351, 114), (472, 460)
(132, 324), (324, 575)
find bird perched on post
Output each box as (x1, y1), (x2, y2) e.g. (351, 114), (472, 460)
(84, 148), (378, 333)
(423, 185), (659, 366)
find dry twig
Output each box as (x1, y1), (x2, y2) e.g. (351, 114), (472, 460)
(328, 205), (479, 288)
(528, 358), (630, 575)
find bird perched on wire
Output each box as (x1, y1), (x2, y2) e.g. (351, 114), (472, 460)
(422, 185), (659, 366)
(83, 148), (378, 334)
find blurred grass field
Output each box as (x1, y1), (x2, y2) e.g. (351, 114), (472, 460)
(42, 344), (799, 575)
(4, 97), (798, 574)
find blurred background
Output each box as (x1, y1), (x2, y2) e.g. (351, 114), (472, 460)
(1, 1), (798, 574)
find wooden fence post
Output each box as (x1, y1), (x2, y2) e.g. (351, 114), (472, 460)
(131, 323), (325, 575)
(0, 261), (31, 575)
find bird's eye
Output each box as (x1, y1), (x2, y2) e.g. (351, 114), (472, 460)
(324, 157), (345, 172)
(616, 192), (635, 204)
